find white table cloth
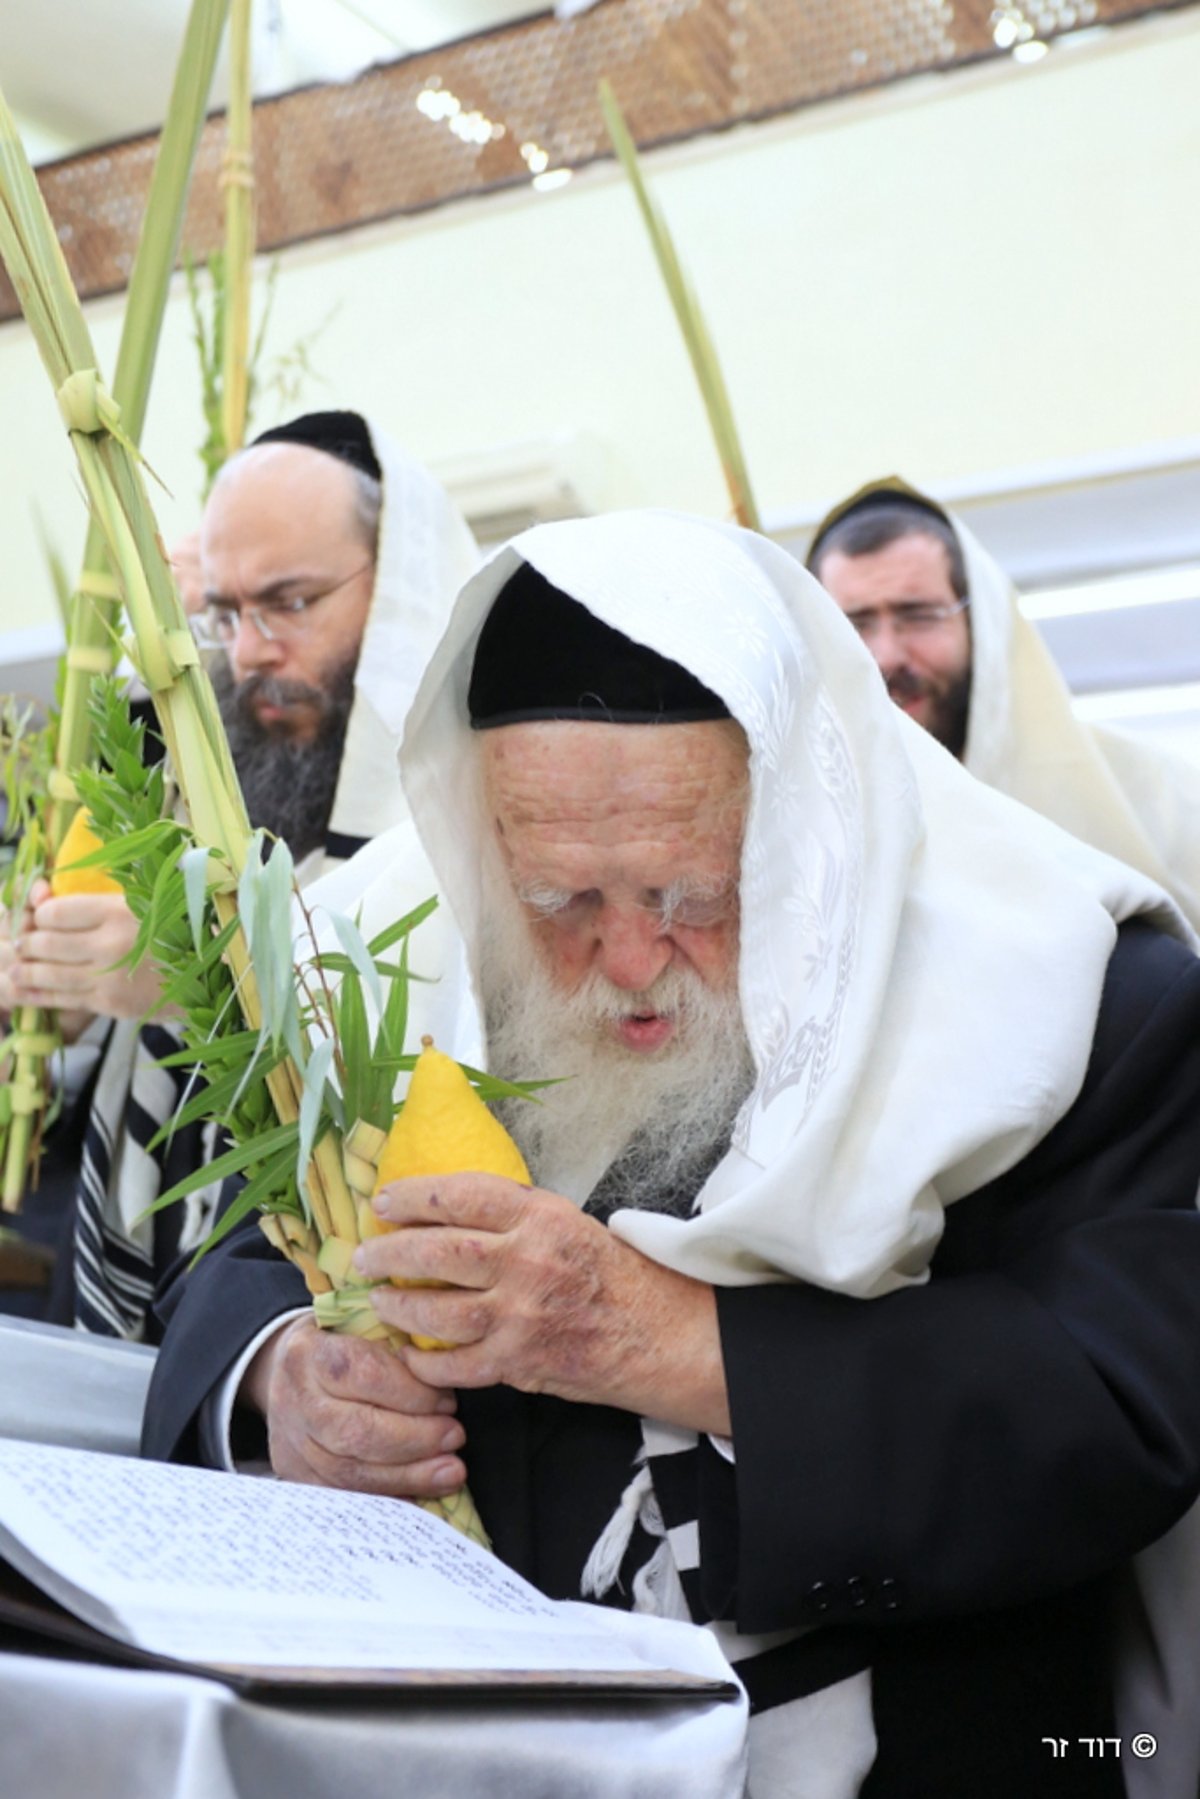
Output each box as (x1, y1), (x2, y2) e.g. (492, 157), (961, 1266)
(0, 1317), (154, 1457)
(0, 1643), (747, 1799)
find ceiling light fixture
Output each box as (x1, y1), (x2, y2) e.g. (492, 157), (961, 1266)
(1020, 563), (1200, 621)
(1071, 681), (1200, 723)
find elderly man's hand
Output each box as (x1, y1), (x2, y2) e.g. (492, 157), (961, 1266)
(1, 880), (163, 1031)
(242, 1315), (467, 1498)
(355, 1174), (732, 1438)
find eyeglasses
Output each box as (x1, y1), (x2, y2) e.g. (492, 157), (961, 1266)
(843, 596), (970, 643)
(195, 562), (373, 648)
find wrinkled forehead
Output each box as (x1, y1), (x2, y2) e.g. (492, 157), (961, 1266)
(478, 719), (749, 856)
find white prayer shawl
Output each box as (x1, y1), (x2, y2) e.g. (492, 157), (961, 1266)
(398, 509), (1185, 1798)
(957, 512), (1200, 934)
(74, 425), (479, 1339)
(403, 508), (1182, 1298)
(323, 417), (481, 857)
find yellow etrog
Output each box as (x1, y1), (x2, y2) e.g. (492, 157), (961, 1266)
(371, 1036), (530, 1349)
(49, 808), (123, 898)
(375, 1036), (531, 1191)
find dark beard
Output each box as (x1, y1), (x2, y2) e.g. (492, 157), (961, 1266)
(886, 664), (972, 759)
(211, 657), (356, 862)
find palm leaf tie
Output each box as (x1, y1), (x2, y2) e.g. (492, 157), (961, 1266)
(46, 768), (83, 802)
(64, 644), (118, 675)
(56, 369), (141, 461)
(220, 147), (254, 191)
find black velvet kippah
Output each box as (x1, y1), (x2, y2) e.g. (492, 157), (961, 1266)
(252, 410), (382, 482)
(806, 475), (951, 569)
(468, 562), (730, 729)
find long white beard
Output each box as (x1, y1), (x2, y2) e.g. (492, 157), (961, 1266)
(479, 876), (755, 1214)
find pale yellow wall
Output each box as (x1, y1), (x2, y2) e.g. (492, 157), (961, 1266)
(1, 9), (1198, 640)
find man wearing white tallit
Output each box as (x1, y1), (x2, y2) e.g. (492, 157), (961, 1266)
(144, 512), (1200, 1796)
(0, 411), (476, 1339)
(807, 477), (1200, 932)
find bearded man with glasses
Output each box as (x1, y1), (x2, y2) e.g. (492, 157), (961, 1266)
(0, 411), (478, 1339)
(808, 478), (1200, 931)
(808, 490), (972, 757)
(197, 429), (383, 870)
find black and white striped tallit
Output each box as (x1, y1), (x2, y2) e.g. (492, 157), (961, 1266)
(576, 1160), (877, 1794)
(579, 1424), (875, 1799)
(74, 1019), (224, 1340)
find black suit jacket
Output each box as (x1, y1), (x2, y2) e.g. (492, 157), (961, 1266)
(143, 922), (1200, 1796)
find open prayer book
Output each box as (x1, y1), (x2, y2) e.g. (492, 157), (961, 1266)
(0, 1440), (736, 1700)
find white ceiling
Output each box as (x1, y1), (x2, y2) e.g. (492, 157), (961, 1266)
(3, 0), (546, 163)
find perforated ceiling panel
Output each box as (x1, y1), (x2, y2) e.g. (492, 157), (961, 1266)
(0, 0), (1189, 323)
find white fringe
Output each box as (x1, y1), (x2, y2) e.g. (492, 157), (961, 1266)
(581, 1463), (658, 1600)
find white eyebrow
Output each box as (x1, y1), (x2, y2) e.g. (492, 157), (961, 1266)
(514, 878), (576, 917)
(513, 872), (737, 926)
(654, 872), (737, 926)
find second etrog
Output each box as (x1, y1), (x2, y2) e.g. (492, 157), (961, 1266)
(49, 807), (123, 899)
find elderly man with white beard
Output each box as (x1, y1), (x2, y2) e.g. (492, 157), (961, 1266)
(143, 514), (1200, 1798)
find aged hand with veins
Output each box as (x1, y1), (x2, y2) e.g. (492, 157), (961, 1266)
(354, 1172), (732, 1438)
(242, 1315), (467, 1499)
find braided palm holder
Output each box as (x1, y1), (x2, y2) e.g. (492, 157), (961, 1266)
(260, 1119), (491, 1549)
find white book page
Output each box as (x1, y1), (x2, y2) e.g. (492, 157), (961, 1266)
(0, 1440), (654, 1673)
